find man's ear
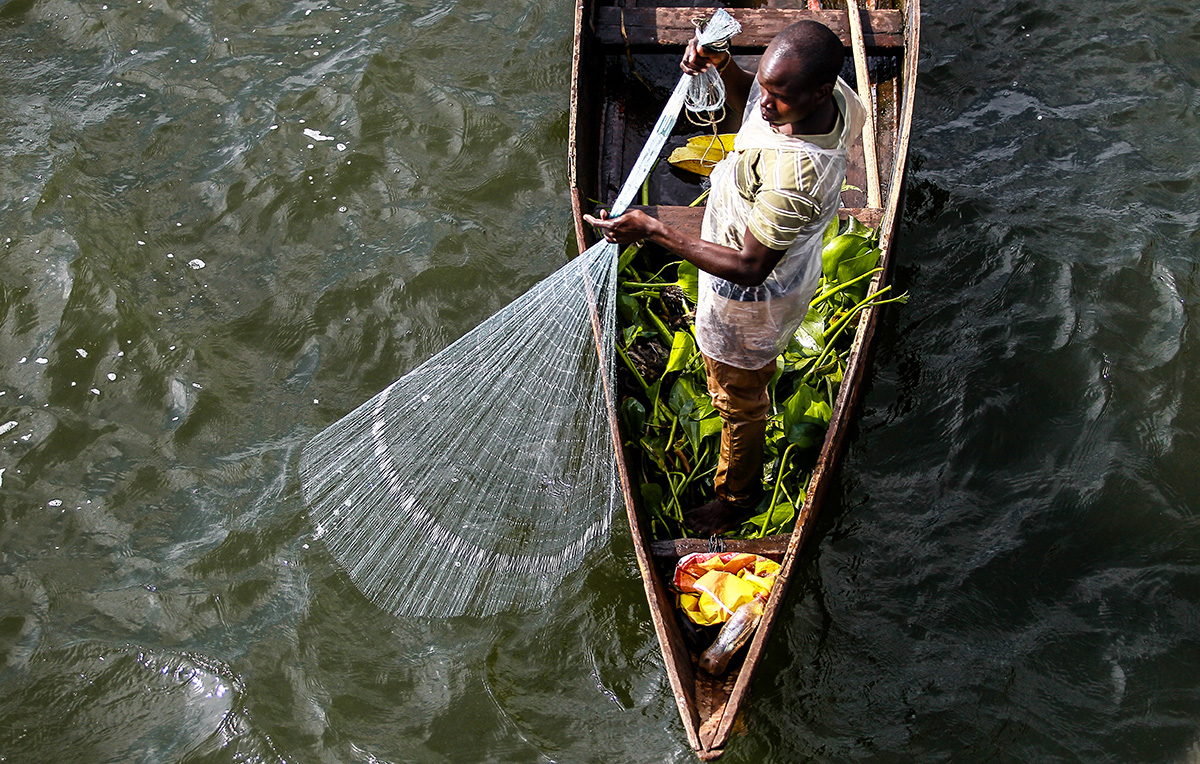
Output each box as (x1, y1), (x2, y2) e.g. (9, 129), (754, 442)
(815, 81), (835, 102)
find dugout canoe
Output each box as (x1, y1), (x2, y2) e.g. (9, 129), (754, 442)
(569, 0), (919, 759)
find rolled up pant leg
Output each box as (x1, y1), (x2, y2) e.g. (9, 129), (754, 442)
(703, 353), (777, 510)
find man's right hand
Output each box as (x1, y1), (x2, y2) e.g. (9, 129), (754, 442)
(583, 209), (660, 246)
(681, 37), (730, 75)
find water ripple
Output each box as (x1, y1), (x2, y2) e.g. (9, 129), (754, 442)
(0, 643), (281, 764)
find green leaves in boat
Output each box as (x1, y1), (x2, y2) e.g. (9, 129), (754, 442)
(614, 215), (907, 541)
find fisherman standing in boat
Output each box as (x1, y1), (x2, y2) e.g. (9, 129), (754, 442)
(585, 20), (866, 535)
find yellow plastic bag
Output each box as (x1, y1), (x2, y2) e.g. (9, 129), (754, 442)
(673, 552), (780, 626)
(667, 134), (737, 177)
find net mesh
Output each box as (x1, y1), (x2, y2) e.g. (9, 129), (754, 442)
(299, 9), (741, 619)
(300, 243), (621, 617)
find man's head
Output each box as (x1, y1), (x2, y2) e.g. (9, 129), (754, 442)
(756, 21), (845, 130)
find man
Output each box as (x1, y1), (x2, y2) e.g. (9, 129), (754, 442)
(585, 20), (866, 535)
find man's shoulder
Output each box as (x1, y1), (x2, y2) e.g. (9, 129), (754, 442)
(736, 147), (819, 197)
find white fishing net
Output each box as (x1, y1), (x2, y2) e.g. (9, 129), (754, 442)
(300, 9), (741, 619)
(300, 243), (621, 618)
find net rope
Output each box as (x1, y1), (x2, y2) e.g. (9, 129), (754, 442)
(300, 9), (741, 619)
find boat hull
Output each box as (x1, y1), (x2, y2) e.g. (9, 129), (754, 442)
(570, 2), (920, 757)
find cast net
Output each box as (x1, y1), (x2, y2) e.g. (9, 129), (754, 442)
(299, 9), (741, 619)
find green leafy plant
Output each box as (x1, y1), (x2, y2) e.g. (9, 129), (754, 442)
(614, 216), (907, 540)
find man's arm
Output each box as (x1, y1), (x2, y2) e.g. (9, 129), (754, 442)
(583, 209), (785, 288)
(583, 34), (777, 285)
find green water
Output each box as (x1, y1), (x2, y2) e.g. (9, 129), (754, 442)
(2, 0), (1199, 761)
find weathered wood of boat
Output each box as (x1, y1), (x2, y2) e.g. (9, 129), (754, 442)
(569, 0), (919, 759)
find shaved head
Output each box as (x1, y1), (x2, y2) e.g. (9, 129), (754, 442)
(753, 20), (844, 133)
(763, 20), (845, 93)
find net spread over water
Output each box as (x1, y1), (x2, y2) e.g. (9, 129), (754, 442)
(300, 243), (621, 618)
(300, 10), (740, 619)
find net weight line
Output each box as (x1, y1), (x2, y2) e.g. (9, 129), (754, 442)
(300, 9), (741, 618)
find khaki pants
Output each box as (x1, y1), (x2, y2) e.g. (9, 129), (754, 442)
(703, 353), (777, 510)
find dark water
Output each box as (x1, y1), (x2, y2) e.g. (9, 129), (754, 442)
(1, 0), (1198, 761)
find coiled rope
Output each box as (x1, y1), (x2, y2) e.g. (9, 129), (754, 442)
(684, 14), (736, 128)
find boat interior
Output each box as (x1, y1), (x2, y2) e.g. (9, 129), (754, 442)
(571, 0), (910, 250)
(569, 1), (918, 756)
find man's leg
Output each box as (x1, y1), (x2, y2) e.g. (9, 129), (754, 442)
(685, 353), (777, 534)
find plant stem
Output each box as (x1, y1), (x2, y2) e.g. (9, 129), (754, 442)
(666, 471), (686, 523)
(804, 287), (898, 383)
(615, 343), (650, 391)
(810, 267), (883, 307)
(646, 307), (673, 341)
(759, 443), (797, 538)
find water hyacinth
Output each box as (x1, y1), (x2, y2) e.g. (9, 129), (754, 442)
(614, 215), (908, 540)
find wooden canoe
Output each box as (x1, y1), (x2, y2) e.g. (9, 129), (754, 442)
(569, 0), (920, 758)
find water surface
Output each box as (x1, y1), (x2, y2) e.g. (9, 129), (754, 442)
(2, 0), (1199, 762)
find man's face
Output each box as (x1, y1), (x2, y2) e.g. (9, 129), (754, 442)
(755, 51), (833, 130)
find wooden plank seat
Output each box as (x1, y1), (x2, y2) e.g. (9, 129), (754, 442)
(596, 8), (905, 49)
(622, 205), (884, 237)
(650, 536), (791, 561)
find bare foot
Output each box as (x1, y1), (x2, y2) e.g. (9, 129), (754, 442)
(685, 499), (752, 536)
